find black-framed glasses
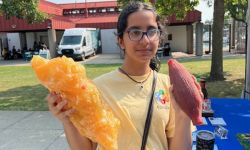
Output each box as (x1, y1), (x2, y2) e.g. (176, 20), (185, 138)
(126, 29), (161, 41)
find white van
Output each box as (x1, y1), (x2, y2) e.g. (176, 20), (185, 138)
(57, 28), (100, 61)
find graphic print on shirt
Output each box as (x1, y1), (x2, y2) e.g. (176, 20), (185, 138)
(154, 89), (170, 109)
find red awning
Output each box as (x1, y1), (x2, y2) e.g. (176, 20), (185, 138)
(0, 16), (77, 32)
(74, 15), (117, 24)
(51, 15), (75, 29)
(70, 15), (118, 29)
(39, 0), (63, 15)
(0, 14), (118, 31)
(76, 22), (117, 29)
(166, 10), (201, 26)
(0, 16), (51, 32)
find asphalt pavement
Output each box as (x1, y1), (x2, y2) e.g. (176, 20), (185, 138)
(0, 111), (69, 150)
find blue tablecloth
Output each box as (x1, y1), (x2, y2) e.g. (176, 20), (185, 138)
(195, 98), (250, 150)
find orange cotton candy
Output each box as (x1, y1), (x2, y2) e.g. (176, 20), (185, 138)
(31, 56), (120, 150)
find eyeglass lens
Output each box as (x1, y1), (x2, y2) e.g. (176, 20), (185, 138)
(128, 29), (160, 41)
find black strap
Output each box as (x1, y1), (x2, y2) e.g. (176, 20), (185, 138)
(141, 71), (157, 150)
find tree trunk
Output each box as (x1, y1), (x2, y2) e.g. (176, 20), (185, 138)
(210, 0), (225, 80)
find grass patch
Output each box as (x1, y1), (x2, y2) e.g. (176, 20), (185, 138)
(0, 57), (245, 110)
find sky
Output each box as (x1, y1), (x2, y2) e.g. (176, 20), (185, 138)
(47, 0), (214, 22)
(194, 0), (214, 22)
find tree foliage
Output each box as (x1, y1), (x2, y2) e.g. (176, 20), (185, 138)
(225, 0), (247, 23)
(204, 0), (247, 23)
(117, 0), (199, 19)
(0, 0), (48, 23)
(154, 0), (199, 19)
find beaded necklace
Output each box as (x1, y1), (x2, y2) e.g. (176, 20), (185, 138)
(118, 67), (152, 89)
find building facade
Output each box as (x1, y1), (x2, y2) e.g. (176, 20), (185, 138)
(0, 0), (202, 58)
(0, 0), (120, 57)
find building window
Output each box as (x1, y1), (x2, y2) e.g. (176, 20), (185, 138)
(63, 9), (71, 15)
(107, 8), (115, 12)
(72, 10), (79, 14)
(80, 9), (85, 14)
(97, 8), (102, 13)
(101, 8), (106, 13)
(89, 9), (97, 14)
(63, 7), (119, 16)
(63, 9), (84, 15)
(63, 11), (68, 15)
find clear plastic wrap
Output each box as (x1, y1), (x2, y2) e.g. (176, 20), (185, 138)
(31, 56), (120, 150)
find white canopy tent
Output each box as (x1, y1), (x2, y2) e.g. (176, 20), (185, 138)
(244, 3), (250, 99)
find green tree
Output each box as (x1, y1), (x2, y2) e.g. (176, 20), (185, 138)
(0, 0), (48, 23)
(206, 0), (247, 80)
(226, 0), (247, 23)
(210, 0), (225, 80)
(117, 0), (199, 19)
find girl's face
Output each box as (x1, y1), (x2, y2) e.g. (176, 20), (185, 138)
(119, 10), (160, 63)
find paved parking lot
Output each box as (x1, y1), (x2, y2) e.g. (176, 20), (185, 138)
(0, 54), (123, 66)
(0, 51), (244, 67)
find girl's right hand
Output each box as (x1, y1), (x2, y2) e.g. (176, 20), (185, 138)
(47, 92), (75, 125)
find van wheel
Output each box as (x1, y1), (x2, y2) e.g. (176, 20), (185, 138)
(81, 54), (85, 61)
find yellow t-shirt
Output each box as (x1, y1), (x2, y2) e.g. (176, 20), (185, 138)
(93, 69), (175, 150)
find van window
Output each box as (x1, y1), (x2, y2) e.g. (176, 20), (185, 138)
(82, 37), (86, 46)
(61, 36), (82, 45)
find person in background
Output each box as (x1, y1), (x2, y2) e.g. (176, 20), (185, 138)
(9, 46), (16, 59)
(33, 41), (39, 51)
(39, 43), (50, 59)
(41, 42), (47, 50)
(3, 48), (9, 60)
(47, 2), (194, 150)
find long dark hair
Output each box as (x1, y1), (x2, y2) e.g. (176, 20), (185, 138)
(117, 1), (161, 72)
